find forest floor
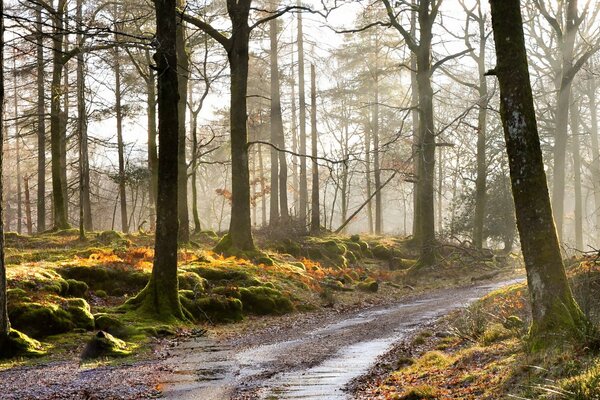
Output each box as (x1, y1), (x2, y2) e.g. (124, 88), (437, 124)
(0, 229), (522, 399)
(356, 256), (600, 400)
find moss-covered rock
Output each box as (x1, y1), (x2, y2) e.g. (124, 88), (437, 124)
(239, 286), (294, 315)
(65, 279), (89, 297)
(0, 329), (45, 358)
(181, 295), (243, 323)
(390, 258), (417, 270)
(213, 233), (233, 253)
(58, 265), (150, 296)
(9, 302), (74, 338)
(96, 230), (125, 244)
(356, 279), (379, 293)
(7, 288), (30, 302)
(94, 314), (137, 338)
(372, 244), (392, 260)
(178, 271), (207, 293)
(81, 331), (131, 359)
(350, 234), (360, 242)
(186, 265), (262, 287)
(65, 298), (95, 331)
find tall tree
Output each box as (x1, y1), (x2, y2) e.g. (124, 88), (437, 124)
(176, 0), (190, 243)
(297, 5), (308, 228)
(0, 0), (8, 340)
(113, 23), (128, 234)
(310, 63), (320, 233)
(129, 0), (184, 320)
(489, 0), (588, 343)
(36, 3), (46, 233)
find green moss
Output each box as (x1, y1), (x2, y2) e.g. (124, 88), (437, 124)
(356, 279), (379, 293)
(239, 286), (294, 315)
(350, 234), (360, 242)
(58, 265), (149, 296)
(0, 329), (46, 358)
(178, 271), (207, 293)
(65, 279), (89, 297)
(180, 295), (243, 323)
(95, 290), (108, 298)
(560, 361), (600, 400)
(81, 331), (131, 359)
(214, 233), (232, 253)
(480, 323), (512, 345)
(9, 302), (74, 338)
(289, 261), (306, 270)
(96, 230), (125, 244)
(390, 258), (417, 270)
(255, 256), (275, 266)
(399, 385), (440, 399)
(212, 286), (241, 298)
(372, 244), (392, 260)
(94, 314), (137, 338)
(7, 288), (30, 302)
(65, 298), (95, 331)
(186, 265), (261, 287)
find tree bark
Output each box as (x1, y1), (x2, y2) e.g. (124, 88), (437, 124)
(226, 1), (254, 250)
(176, 0), (190, 242)
(77, 0), (92, 234)
(587, 67), (600, 244)
(24, 176), (32, 235)
(489, 0), (587, 343)
(131, 0), (184, 321)
(550, 0), (578, 240)
(472, 6), (489, 250)
(0, 0), (9, 336)
(310, 64), (320, 234)
(297, 6), (308, 228)
(146, 50), (158, 228)
(49, 0), (70, 229)
(114, 37), (128, 234)
(36, 2), (46, 233)
(372, 39), (382, 234)
(269, 19), (280, 225)
(410, 1), (420, 242)
(571, 100), (583, 250)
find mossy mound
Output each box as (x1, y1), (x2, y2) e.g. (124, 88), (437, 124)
(356, 279), (379, 293)
(96, 230), (126, 245)
(94, 314), (137, 338)
(0, 329), (46, 358)
(180, 294), (243, 323)
(185, 264), (262, 287)
(65, 279), (89, 297)
(9, 297), (95, 338)
(58, 265), (150, 296)
(8, 268), (70, 296)
(81, 331), (131, 359)
(178, 271), (207, 293)
(239, 286), (294, 315)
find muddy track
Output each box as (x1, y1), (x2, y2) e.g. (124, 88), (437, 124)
(160, 278), (522, 399)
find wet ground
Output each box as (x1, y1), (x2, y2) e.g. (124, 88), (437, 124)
(160, 278), (522, 400)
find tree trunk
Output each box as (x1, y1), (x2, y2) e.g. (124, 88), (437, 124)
(291, 45), (299, 216)
(114, 41), (128, 234)
(571, 100), (583, 250)
(49, 0), (69, 229)
(588, 68), (600, 244)
(310, 64), (320, 234)
(176, 0), (190, 243)
(13, 66), (21, 235)
(269, 19), (280, 226)
(226, 4), (254, 251)
(297, 6), (308, 228)
(190, 109), (201, 233)
(410, 1), (420, 242)
(36, 2), (46, 233)
(372, 46), (382, 234)
(146, 50), (158, 228)
(473, 9), (489, 250)
(131, 0), (184, 321)
(0, 0), (9, 336)
(77, 0), (92, 234)
(489, 0), (587, 344)
(550, 0), (578, 241)
(24, 176), (32, 235)
(415, 0), (436, 267)
(365, 119), (374, 234)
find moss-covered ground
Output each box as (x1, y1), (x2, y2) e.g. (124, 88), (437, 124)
(1, 230), (519, 365)
(366, 256), (600, 399)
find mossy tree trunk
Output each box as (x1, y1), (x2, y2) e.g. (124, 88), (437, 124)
(269, 17), (280, 226)
(489, 0), (588, 344)
(114, 26), (129, 234)
(132, 0), (184, 321)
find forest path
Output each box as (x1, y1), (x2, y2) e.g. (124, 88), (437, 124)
(160, 278), (522, 400)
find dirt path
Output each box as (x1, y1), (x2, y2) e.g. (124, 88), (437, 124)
(160, 278), (522, 400)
